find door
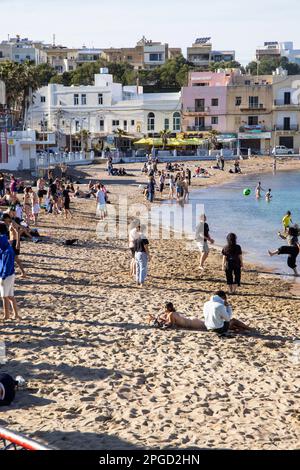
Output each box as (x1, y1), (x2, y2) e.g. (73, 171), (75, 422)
(195, 99), (205, 112)
(195, 117), (205, 129)
(279, 136), (294, 149)
(283, 117), (290, 130)
(284, 92), (291, 105)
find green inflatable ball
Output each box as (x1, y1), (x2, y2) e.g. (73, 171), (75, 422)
(243, 188), (251, 196)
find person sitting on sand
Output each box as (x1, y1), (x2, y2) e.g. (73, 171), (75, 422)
(149, 302), (206, 330)
(203, 290), (254, 336)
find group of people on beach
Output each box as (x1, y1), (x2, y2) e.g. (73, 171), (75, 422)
(0, 165), (76, 320)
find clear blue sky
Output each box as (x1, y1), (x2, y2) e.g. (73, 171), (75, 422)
(1, 0), (300, 64)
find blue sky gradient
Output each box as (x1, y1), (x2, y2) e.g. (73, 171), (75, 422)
(0, 0), (299, 64)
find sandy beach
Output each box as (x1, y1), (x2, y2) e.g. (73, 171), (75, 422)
(0, 157), (299, 450)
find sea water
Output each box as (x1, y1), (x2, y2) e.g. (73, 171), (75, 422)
(157, 170), (300, 277)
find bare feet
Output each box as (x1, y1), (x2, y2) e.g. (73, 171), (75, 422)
(268, 250), (274, 257)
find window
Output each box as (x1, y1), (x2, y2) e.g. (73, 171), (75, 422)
(26, 55), (31, 60)
(81, 94), (87, 105)
(75, 120), (80, 132)
(249, 96), (259, 108)
(235, 97), (242, 106)
(112, 120), (120, 126)
(211, 116), (218, 125)
(195, 99), (205, 111)
(127, 56), (133, 61)
(245, 80), (251, 85)
(69, 66), (74, 71)
(149, 53), (163, 62)
(131, 120), (135, 126)
(40, 96), (46, 103)
(124, 120), (128, 131)
(248, 116), (259, 126)
(173, 112), (181, 131)
(15, 54), (19, 59)
(8, 145), (16, 157)
(147, 112), (155, 131)
(98, 93), (103, 105)
(99, 119), (104, 131)
(284, 92), (291, 105)
(211, 98), (219, 107)
(164, 118), (170, 130)
(74, 94), (79, 105)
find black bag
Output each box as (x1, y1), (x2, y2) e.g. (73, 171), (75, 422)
(0, 373), (17, 406)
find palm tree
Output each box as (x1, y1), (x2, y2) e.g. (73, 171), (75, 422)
(74, 129), (91, 152)
(160, 129), (171, 150)
(113, 128), (128, 151)
(207, 129), (219, 150)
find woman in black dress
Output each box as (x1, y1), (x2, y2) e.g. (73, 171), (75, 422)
(222, 233), (243, 294)
(62, 184), (72, 219)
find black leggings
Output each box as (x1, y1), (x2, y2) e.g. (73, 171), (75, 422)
(278, 245), (299, 269)
(225, 264), (241, 286)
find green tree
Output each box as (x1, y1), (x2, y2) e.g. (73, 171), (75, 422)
(35, 63), (57, 86)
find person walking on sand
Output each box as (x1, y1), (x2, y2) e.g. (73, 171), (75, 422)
(134, 224), (150, 288)
(96, 184), (108, 220)
(195, 214), (215, 271)
(62, 184), (73, 219)
(255, 181), (265, 199)
(23, 187), (32, 225)
(222, 233), (243, 294)
(265, 188), (272, 202)
(159, 171), (166, 197)
(128, 220), (141, 277)
(203, 290), (254, 336)
(168, 175), (175, 200)
(0, 235), (19, 320)
(31, 189), (40, 226)
(268, 236), (300, 276)
(37, 177), (46, 205)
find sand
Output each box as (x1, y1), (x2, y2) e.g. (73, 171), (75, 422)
(0, 157), (299, 450)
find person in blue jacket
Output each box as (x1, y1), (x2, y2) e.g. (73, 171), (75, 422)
(0, 235), (19, 320)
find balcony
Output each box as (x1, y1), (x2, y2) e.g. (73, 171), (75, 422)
(239, 125), (270, 132)
(187, 126), (212, 131)
(184, 106), (211, 114)
(240, 104), (267, 111)
(273, 99), (299, 108)
(274, 124), (299, 132)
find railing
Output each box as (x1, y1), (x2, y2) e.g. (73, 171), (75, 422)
(239, 126), (269, 132)
(186, 126), (212, 131)
(185, 107), (210, 113)
(273, 99), (298, 106)
(274, 124), (299, 131)
(36, 150), (95, 169)
(240, 104), (266, 110)
(0, 426), (50, 450)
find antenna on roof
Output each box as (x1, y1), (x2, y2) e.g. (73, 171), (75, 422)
(53, 34), (56, 47)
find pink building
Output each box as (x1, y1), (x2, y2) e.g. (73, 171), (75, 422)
(181, 71), (232, 132)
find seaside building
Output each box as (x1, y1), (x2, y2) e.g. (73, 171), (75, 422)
(0, 36), (45, 64)
(27, 68), (181, 151)
(38, 45), (104, 73)
(187, 38), (235, 67)
(103, 37), (182, 70)
(256, 41), (300, 64)
(272, 68), (300, 150)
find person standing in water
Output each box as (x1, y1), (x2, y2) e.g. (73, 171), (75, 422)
(282, 211), (292, 233)
(265, 188), (272, 202)
(255, 182), (265, 199)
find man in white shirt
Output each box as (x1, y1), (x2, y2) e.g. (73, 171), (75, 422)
(203, 290), (254, 336)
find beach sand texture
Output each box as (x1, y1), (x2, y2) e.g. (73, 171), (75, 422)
(0, 157), (299, 450)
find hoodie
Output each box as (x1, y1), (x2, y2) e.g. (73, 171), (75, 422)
(203, 295), (232, 330)
(0, 235), (15, 280)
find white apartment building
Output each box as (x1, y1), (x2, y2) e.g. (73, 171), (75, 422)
(256, 41), (300, 64)
(0, 36), (44, 64)
(27, 69), (181, 145)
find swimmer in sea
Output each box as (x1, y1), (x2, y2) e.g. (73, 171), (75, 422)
(265, 188), (272, 202)
(255, 181), (265, 199)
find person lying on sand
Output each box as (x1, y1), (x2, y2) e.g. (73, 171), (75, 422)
(149, 302), (206, 330)
(203, 290), (255, 336)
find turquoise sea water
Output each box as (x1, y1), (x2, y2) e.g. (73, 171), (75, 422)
(189, 170), (300, 275)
